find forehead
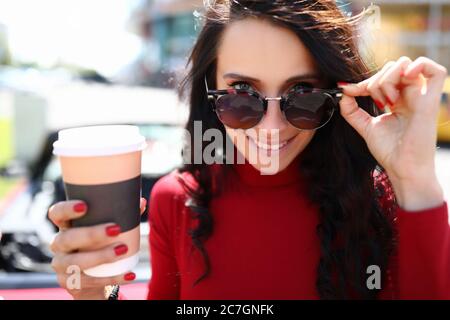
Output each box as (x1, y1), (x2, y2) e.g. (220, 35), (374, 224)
(216, 18), (318, 80)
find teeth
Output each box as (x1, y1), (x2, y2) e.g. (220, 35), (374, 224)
(252, 139), (288, 150)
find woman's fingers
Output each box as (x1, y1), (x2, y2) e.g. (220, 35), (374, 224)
(339, 58), (409, 110)
(48, 198), (144, 299)
(56, 270), (136, 291)
(51, 242), (129, 272)
(365, 60), (397, 108)
(48, 200), (87, 230)
(338, 69), (388, 111)
(48, 198), (147, 253)
(403, 56), (448, 96)
(49, 197), (145, 231)
(340, 56), (447, 113)
(378, 56), (412, 106)
(50, 223), (121, 254)
(140, 197), (147, 215)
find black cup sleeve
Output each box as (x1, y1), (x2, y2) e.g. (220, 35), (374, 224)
(64, 175), (141, 232)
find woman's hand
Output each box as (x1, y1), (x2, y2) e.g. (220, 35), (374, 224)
(338, 56), (447, 211)
(48, 198), (147, 300)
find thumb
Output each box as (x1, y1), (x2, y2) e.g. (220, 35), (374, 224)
(339, 93), (373, 140)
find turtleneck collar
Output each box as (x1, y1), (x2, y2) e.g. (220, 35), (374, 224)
(231, 151), (303, 188)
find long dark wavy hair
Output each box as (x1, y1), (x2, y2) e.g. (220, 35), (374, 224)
(177, 0), (398, 299)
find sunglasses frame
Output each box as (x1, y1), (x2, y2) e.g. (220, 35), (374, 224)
(204, 77), (344, 130)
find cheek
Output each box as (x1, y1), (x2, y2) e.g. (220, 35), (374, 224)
(224, 127), (257, 163)
(224, 127), (235, 144)
(224, 127), (245, 149)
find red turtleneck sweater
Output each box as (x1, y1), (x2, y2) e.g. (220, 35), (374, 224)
(145, 156), (449, 300)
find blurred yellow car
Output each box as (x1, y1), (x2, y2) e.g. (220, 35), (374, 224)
(437, 77), (450, 143)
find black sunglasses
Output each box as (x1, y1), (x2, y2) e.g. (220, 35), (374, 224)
(205, 77), (343, 130)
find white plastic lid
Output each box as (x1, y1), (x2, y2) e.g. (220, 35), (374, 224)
(83, 253), (139, 278)
(53, 125), (147, 157)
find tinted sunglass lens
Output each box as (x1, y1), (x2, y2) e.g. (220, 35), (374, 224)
(284, 92), (335, 130)
(215, 93), (264, 129)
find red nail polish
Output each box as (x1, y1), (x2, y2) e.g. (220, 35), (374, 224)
(124, 272), (136, 281)
(374, 100), (385, 111)
(106, 225), (121, 237)
(386, 96), (395, 106)
(337, 81), (349, 86)
(73, 203), (87, 213)
(114, 244), (128, 256)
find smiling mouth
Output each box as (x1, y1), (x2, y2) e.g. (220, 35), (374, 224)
(247, 135), (297, 152)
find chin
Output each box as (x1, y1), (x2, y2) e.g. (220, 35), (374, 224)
(227, 128), (314, 175)
(250, 158), (290, 175)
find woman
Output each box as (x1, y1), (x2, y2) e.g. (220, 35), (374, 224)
(48, 0), (449, 299)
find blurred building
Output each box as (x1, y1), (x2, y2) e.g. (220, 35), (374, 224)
(353, 0), (450, 70)
(0, 23), (11, 66)
(118, 0), (203, 88)
(121, 0), (450, 87)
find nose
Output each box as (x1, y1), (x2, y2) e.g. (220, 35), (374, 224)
(255, 98), (289, 131)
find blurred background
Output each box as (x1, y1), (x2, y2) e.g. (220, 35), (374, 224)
(0, 0), (449, 299)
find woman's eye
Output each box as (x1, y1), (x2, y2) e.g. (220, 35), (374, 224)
(290, 82), (313, 92)
(230, 81), (253, 91)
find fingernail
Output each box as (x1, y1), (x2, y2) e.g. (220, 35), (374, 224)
(106, 225), (121, 237)
(386, 96), (395, 106)
(374, 100), (385, 111)
(337, 81), (349, 87)
(124, 272), (136, 281)
(73, 202), (87, 213)
(114, 244), (128, 256)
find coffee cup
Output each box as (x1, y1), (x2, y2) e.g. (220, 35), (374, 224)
(53, 125), (146, 277)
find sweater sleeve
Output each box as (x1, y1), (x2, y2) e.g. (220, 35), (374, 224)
(374, 170), (450, 299)
(393, 201), (450, 299)
(146, 174), (181, 300)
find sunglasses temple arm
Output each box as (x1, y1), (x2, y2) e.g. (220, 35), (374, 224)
(204, 77), (210, 94)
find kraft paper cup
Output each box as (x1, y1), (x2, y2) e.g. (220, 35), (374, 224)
(53, 125), (146, 277)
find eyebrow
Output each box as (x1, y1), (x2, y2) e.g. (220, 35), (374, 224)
(223, 72), (321, 84)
